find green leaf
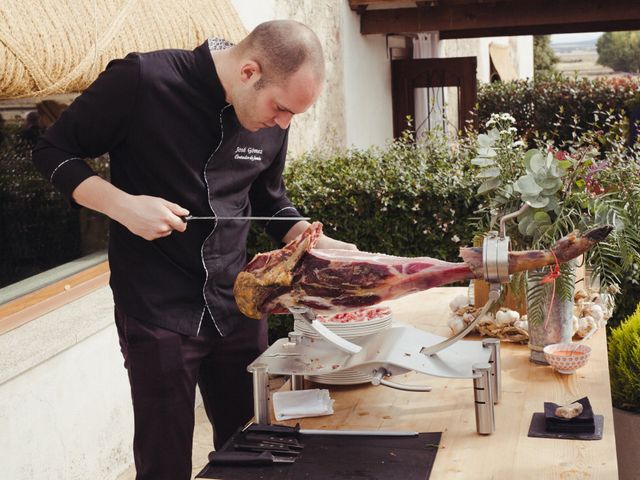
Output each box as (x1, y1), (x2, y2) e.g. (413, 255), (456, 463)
(478, 177), (502, 194)
(533, 211), (552, 225)
(514, 175), (543, 196)
(524, 149), (541, 171)
(471, 157), (496, 167)
(529, 151), (546, 173)
(478, 134), (495, 147)
(518, 214), (533, 236)
(522, 195), (550, 208)
(557, 160), (572, 169)
(477, 166), (501, 178)
(477, 147), (497, 157)
(542, 196), (560, 212)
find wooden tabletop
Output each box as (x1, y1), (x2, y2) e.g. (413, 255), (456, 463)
(278, 287), (618, 479)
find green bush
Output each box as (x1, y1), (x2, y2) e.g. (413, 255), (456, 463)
(248, 132), (480, 261)
(476, 75), (640, 144)
(609, 303), (640, 412)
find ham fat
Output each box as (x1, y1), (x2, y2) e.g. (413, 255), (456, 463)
(234, 222), (612, 319)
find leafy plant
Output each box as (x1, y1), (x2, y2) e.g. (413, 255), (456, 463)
(597, 31), (640, 73)
(470, 112), (640, 325)
(609, 303), (640, 411)
(476, 75), (640, 145)
(533, 35), (559, 75)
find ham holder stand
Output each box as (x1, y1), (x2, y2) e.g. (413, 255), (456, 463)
(248, 226), (514, 436)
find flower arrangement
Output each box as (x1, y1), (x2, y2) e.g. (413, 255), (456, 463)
(470, 112), (640, 326)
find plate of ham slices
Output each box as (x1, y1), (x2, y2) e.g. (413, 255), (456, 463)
(293, 306), (393, 341)
(315, 306), (392, 324)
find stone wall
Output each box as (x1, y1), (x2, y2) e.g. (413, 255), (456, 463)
(274, 0), (346, 156)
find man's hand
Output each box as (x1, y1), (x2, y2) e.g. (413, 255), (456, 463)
(315, 234), (358, 251)
(282, 220), (358, 250)
(72, 176), (189, 241)
(114, 195), (189, 241)
(282, 221), (357, 250)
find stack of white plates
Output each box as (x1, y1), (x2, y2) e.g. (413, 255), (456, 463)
(294, 308), (393, 385)
(293, 312), (393, 340)
(305, 365), (378, 386)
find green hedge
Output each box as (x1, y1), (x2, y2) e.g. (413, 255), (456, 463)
(476, 74), (640, 144)
(248, 133), (480, 262)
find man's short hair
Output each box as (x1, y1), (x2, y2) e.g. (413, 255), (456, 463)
(237, 20), (325, 88)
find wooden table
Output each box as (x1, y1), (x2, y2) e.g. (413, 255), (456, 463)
(278, 287), (619, 479)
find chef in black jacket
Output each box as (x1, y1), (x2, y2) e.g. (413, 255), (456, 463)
(33, 19), (355, 480)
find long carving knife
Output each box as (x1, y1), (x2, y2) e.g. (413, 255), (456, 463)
(181, 215), (310, 222)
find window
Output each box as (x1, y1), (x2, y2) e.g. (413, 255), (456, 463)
(0, 96), (111, 305)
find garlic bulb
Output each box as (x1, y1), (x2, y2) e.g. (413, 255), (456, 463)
(495, 308), (519, 327)
(514, 319), (528, 331)
(572, 315), (580, 336)
(576, 316), (597, 338)
(449, 294), (469, 312)
(447, 315), (465, 335)
(583, 304), (605, 326)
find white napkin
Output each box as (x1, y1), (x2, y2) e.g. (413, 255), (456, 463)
(272, 388), (335, 421)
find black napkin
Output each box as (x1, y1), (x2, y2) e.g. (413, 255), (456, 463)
(544, 397), (595, 433)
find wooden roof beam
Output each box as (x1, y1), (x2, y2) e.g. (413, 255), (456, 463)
(360, 0), (640, 36)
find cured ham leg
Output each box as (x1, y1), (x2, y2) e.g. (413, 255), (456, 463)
(234, 222), (612, 319)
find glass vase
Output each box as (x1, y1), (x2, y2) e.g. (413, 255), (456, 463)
(526, 262), (576, 364)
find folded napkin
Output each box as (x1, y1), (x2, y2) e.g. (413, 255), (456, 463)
(544, 397), (595, 433)
(273, 389), (335, 421)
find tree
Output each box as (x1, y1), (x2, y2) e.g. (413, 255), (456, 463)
(533, 35), (559, 75)
(597, 31), (640, 73)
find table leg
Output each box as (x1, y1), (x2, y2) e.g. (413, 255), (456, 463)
(472, 362), (495, 435)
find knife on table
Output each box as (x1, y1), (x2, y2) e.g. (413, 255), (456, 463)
(209, 450), (295, 465)
(181, 215), (310, 222)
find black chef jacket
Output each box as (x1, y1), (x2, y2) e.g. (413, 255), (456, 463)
(32, 39), (302, 336)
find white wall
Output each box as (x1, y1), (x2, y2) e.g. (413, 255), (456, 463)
(230, 0), (276, 30)
(511, 35), (534, 79)
(442, 36), (534, 82)
(341, 3), (394, 148)
(0, 319), (133, 480)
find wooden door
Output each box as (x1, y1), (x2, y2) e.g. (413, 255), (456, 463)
(391, 57), (477, 138)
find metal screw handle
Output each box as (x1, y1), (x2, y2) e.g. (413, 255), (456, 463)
(371, 368), (432, 392)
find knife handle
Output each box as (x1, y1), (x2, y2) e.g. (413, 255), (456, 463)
(209, 450), (278, 465)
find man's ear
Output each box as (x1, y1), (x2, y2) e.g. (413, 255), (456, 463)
(239, 60), (262, 84)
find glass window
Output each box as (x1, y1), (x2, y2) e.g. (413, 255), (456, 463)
(0, 96), (110, 291)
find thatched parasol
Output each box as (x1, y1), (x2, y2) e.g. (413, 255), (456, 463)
(0, 0), (247, 99)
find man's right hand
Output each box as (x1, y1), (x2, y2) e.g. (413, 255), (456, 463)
(72, 176), (189, 241)
(115, 195), (189, 241)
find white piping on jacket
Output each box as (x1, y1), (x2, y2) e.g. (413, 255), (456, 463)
(50, 157), (82, 183)
(265, 206), (299, 228)
(197, 103), (232, 336)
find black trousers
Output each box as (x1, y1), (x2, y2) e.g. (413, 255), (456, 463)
(114, 306), (268, 480)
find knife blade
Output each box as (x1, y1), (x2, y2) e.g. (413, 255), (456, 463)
(243, 423), (418, 437)
(181, 215), (310, 222)
(233, 442), (301, 455)
(208, 450), (295, 465)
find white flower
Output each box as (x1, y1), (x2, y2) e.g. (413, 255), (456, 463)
(452, 234), (460, 243)
(500, 113), (516, 123)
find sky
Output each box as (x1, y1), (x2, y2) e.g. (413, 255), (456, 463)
(550, 32), (603, 44)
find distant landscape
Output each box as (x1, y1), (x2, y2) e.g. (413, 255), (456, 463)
(551, 35), (619, 78)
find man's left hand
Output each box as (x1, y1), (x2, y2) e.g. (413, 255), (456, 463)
(315, 234), (358, 250)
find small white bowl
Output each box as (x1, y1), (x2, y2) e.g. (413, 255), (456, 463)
(543, 343), (592, 374)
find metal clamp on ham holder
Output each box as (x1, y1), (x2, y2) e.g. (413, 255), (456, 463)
(248, 220), (515, 435)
